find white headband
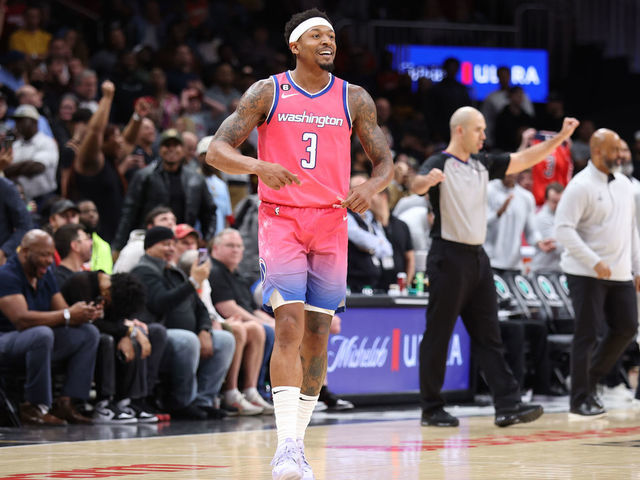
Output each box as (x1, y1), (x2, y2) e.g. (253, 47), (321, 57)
(288, 17), (334, 44)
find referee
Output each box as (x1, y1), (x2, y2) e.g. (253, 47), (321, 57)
(412, 107), (579, 427)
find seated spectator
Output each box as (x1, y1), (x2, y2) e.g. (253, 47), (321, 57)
(530, 183), (564, 272)
(132, 117), (157, 168)
(208, 228), (276, 406)
(346, 174), (393, 293)
(53, 223), (92, 287)
(370, 188), (415, 290)
(113, 128), (216, 253)
(232, 177), (260, 285)
(0, 50), (26, 94)
(61, 271), (168, 423)
(77, 199), (113, 274)
(0, 174), (32, 266)
(113, 206), (176, 273)
(178, 249), (272, 415)
(4, 85), (55, 139)
(0, 230), (100, 425)
(131, 226), (235, 419)
(196, 136), (232, 235)
(209, 229), (275, 330)
(74, 70), (99, 113)
(8, 6), (51, 62)
(174, 223), (201, 256)
(45, 199), (80, 236)
(5, 105), (58, 207)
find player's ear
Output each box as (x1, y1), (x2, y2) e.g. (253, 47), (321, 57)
(289, 42), (299, 55)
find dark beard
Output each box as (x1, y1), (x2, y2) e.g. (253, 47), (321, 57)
(81, 221), (97, 234)
(320, 62), (335, 72)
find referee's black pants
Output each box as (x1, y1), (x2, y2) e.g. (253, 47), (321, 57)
(419, 239), (520, 413)
(566, 274), (638, 409)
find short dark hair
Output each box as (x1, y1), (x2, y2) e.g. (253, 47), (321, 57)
(545, 182), (564, 199)
(107, 273), (147, 321)
(284, 8), (332, 45)
(144, 206), (173, 227)
(54, 223), (86, 259)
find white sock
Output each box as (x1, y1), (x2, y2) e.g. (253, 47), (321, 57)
(296, 393), (319, 440)
(242, 387), (259, 401)
(223, 388), (242, 405)
(272, 386), (300, 446)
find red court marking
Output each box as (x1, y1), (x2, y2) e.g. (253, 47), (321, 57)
(0, 464), (227, 480)
(326, 425), (640, 452)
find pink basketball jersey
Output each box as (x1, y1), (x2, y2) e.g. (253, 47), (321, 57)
(257, 71), (352, 208)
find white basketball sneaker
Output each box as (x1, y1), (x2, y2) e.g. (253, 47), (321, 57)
(271, 438), (302, 480)
(297, 438), (315, 480)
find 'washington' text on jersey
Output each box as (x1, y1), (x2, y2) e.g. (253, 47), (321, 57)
(276, 111), (344, 128)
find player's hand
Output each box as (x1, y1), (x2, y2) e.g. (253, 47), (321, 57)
(635, 275), (640, 292)
(255, 162), (300, 190)
(594, 261), (611, 279)
(338, 181), (377, 214)
(560, 117), (580, 138)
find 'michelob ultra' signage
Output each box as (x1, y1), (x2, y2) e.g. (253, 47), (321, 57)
(387, 44), (548, 102)
(326, 307), (470, 395)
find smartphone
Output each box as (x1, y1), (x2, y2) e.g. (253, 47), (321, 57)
(197, 248), (208, 265)
(0, 130), (15, 150)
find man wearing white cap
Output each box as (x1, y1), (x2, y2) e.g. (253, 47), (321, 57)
(197, 135), (232, 234)
(5, 105), (58, 206)
(207, 8), (394, 480)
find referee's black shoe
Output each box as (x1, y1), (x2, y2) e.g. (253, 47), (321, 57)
(421, 407), (459, 427)
(494, 403), (543, 427)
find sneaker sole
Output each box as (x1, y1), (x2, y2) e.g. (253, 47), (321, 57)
(272, 472), (302, 480)
(420, 420), (459, 427)
(495, 407), (544, 427)
(568, 411), (608, 422)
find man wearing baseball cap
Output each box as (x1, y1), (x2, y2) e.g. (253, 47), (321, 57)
(6, 105), (59, 206)
(112, 129), (216, 254)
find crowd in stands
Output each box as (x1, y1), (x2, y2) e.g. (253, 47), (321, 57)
(1, 1), (640, 427)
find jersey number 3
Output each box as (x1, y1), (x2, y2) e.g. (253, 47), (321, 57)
(301, 132), (317, 169)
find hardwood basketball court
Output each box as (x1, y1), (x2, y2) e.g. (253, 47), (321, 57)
(1, 400), (640, 479)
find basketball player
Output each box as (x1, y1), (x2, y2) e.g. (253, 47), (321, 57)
(207, 9), (393, 480)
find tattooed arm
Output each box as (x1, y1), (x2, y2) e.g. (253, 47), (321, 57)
(206, 79), (300, 190)
(342, 85), (394, 213)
